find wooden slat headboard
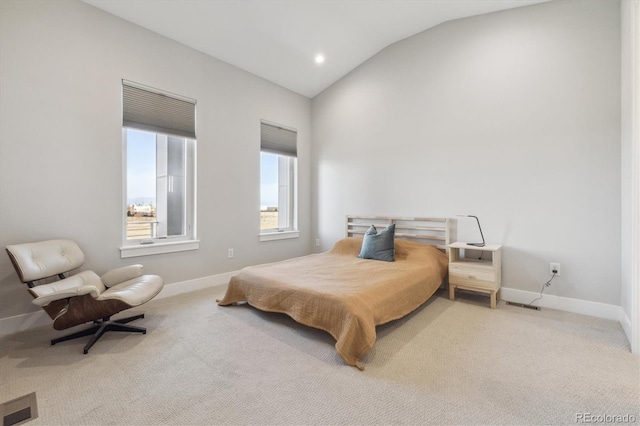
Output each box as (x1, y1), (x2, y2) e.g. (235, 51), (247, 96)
(346, 215), (450, 252)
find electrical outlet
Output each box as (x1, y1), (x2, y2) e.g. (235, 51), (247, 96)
(550, 262), (560, 276)
(228, 248), (234, 258)
(315, 239), (320, 247)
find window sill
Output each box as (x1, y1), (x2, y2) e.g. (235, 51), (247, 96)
(120, 240), (200, 258)
(259, 231), (299, 242)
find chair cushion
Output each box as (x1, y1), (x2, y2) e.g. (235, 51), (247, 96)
(101, 264), (143, 288)
(6, 239), (85, 282)
(29, 271), (105, 307)
(98, 275), (164, 307)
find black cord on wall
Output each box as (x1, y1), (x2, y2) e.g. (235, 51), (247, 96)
(527, 272), (557, 306)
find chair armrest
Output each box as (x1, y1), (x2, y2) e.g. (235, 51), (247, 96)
(100, 265), (143, 288)
(29, 271), (104, 307)
(98, 274), (164, 306)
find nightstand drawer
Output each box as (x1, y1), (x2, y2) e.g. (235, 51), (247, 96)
(449, 270), (497, 290)
(449, 263), (495, 281)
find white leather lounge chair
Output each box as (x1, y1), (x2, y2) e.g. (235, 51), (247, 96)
(6, 239), (164, 354)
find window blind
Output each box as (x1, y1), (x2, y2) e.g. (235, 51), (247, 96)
(260, 121), (297, 158)
(122, 80), (196, 139)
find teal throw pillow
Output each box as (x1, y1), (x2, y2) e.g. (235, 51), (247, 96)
(358, 223), (396, 262)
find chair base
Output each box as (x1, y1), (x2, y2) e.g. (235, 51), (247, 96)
(51, 313), (146, 354)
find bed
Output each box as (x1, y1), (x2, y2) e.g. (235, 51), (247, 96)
(217, 216), (450, 369)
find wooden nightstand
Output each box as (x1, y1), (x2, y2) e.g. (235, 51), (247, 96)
(448, 242), (502, 309)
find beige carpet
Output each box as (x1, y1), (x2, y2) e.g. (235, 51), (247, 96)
(0, 287), (638, 425)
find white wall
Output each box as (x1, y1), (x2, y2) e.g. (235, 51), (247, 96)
(620, 0), (639, 353)
(311, 0), (621, 305)
(0, 0), (311, 320)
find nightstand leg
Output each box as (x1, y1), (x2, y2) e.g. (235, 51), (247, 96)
(490, 291), (496, 309)
(449, 284), (455, 300)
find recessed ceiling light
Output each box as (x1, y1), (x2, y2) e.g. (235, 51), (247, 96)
(315, 54), (325, 64)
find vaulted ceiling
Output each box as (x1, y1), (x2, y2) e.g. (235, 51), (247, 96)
(84, 0), (550, 98)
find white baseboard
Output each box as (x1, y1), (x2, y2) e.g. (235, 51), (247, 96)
(0, 310), (51, 339)
(1, 277), (627, 339)
(500, 287), (623, 322)
(154, 270), (238, 300)
(620, 309), (633, 344)
(0, 270), (238, 339)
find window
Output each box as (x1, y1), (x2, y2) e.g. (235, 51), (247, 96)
(260, 120), (298, 241)
(121, 80), (198, 257)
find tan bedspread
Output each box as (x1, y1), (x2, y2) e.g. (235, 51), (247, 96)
(217, 237), (448, 368)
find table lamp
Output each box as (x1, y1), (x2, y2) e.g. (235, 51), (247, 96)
(456, 214), (485, 247)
